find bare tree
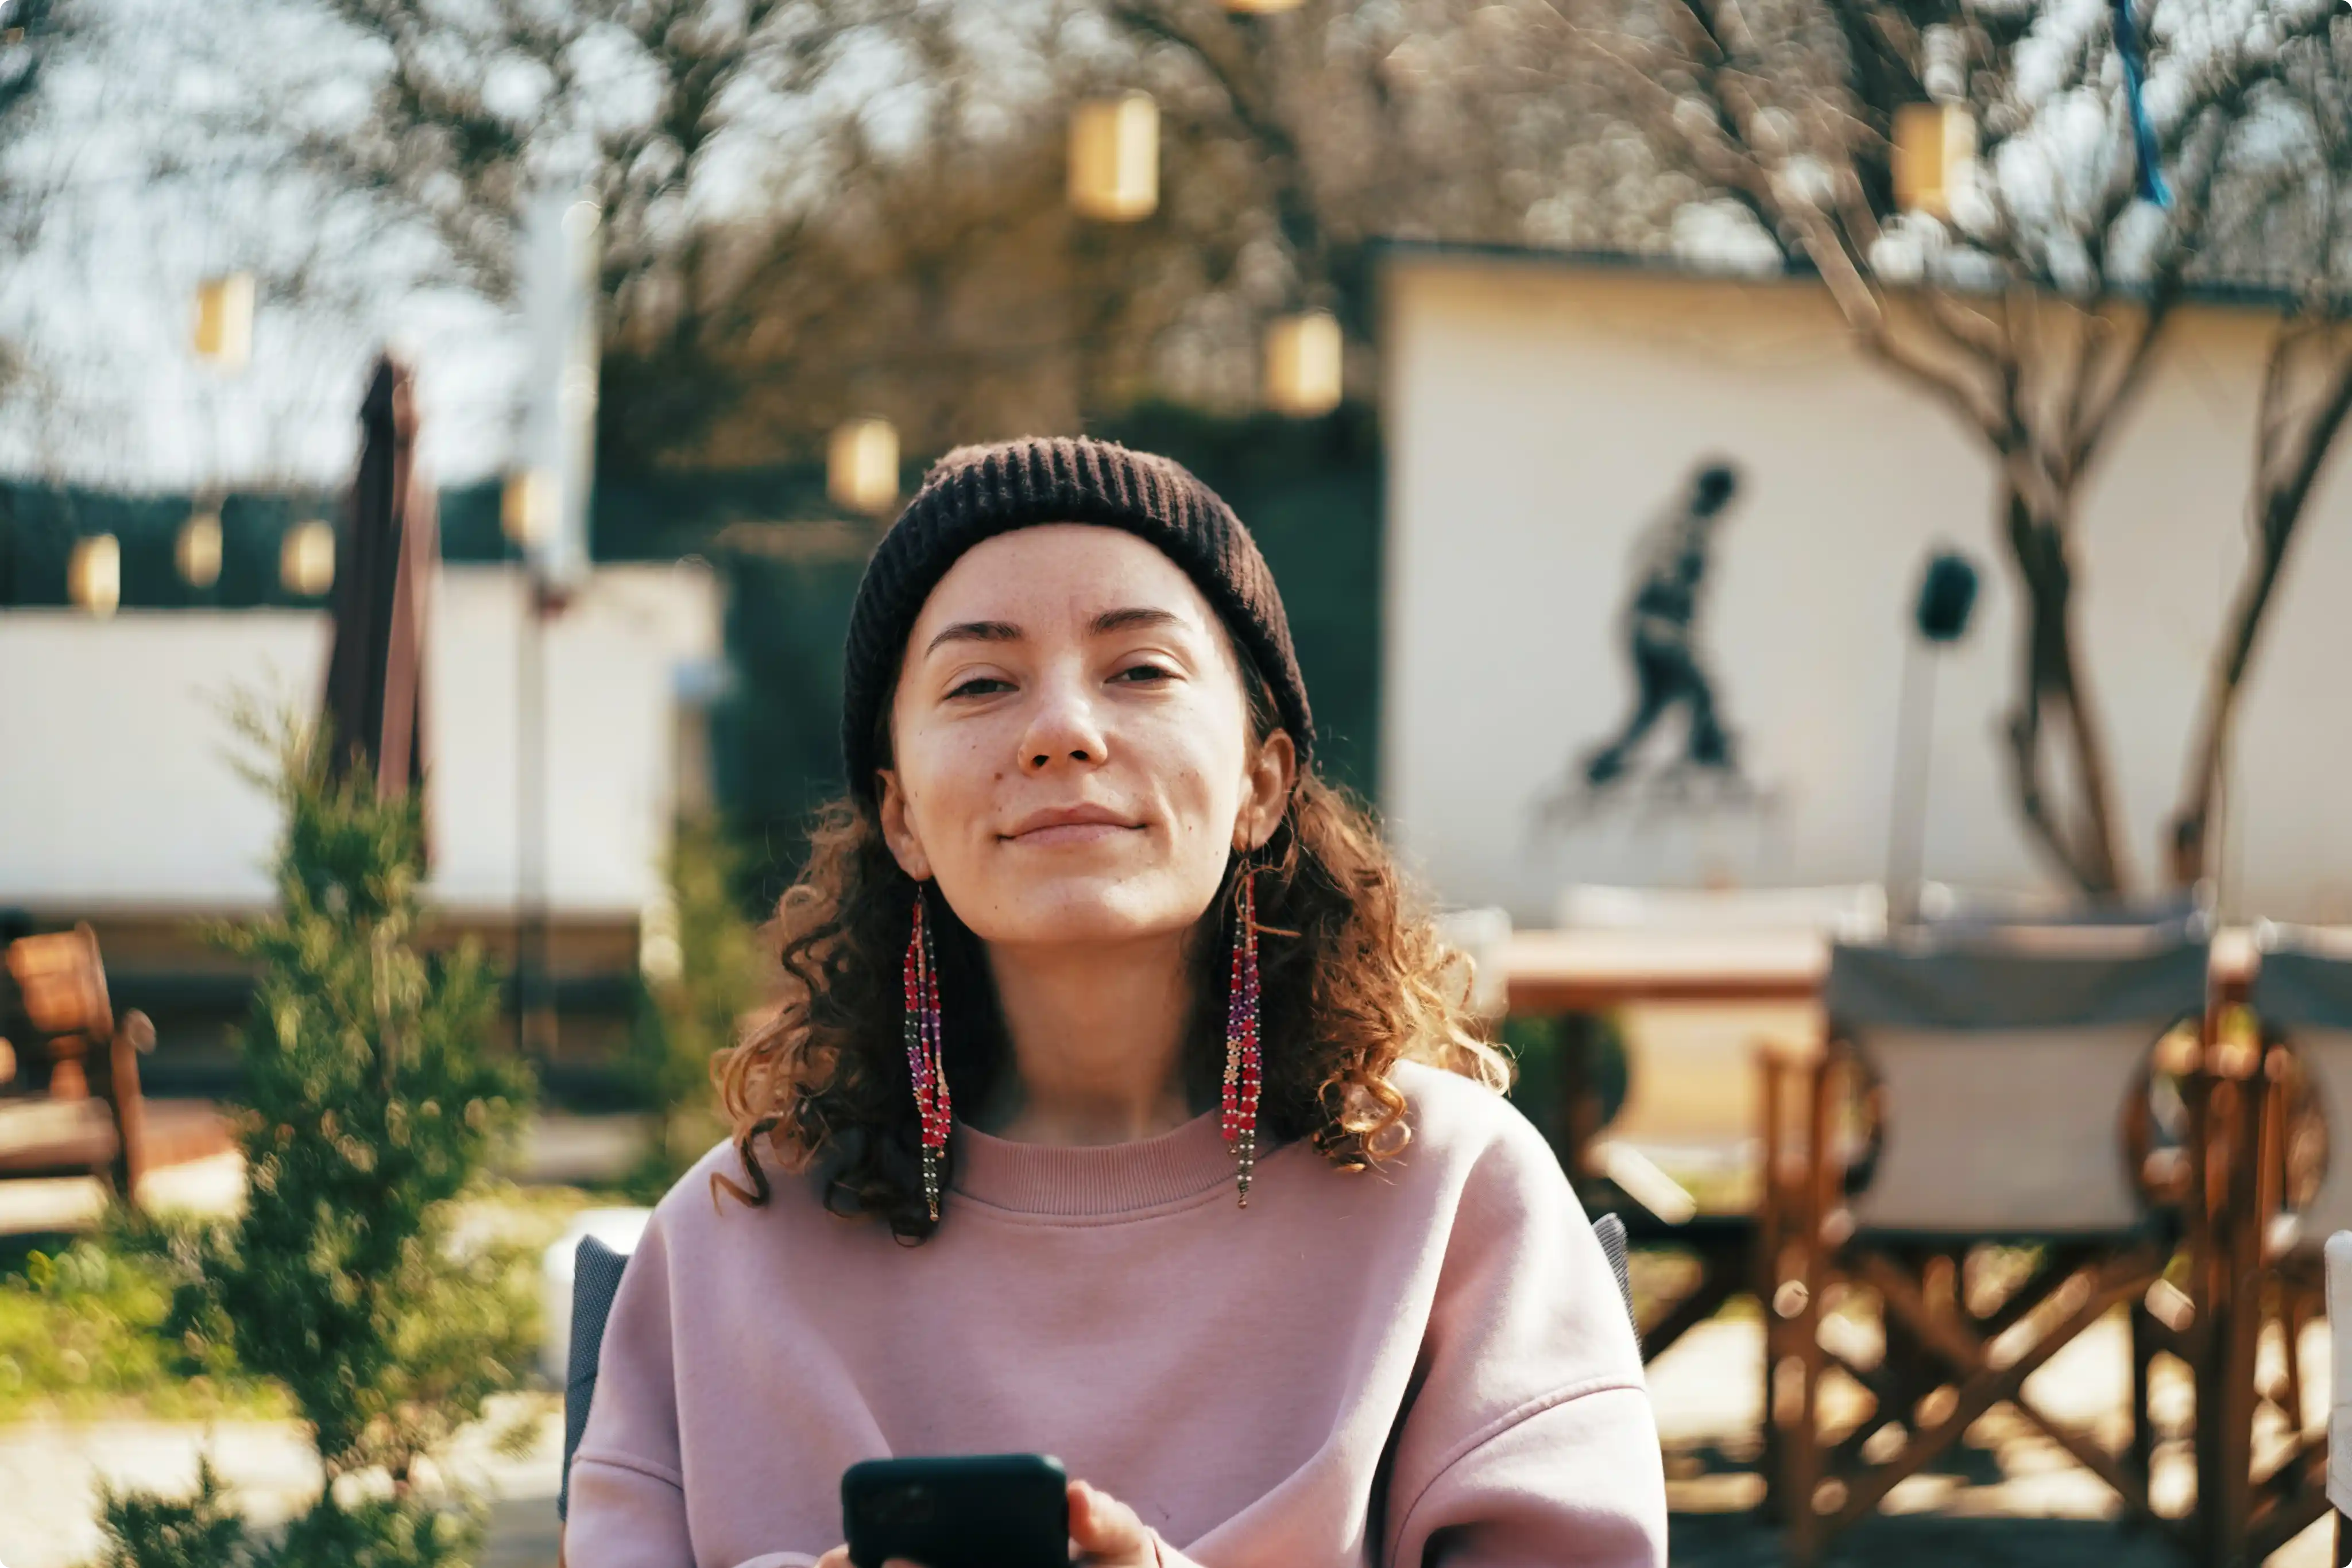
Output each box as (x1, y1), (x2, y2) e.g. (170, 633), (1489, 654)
(254, 0), (910, 309)
(1563, 0), (2333, 896)
(2169, 28), (2352, 886)
(250, 0), (1665, 462)
(1094, 0), (1635, 334)
(0, 0), (76, 385)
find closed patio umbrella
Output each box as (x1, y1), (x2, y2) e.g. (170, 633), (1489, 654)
(320, 351), (437, 867)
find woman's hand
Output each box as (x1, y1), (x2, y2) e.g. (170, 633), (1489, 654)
(807, 1478), (1163, 1568)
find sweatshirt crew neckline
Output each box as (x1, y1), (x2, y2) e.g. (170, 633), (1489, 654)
(947, 1107), (1252, 1217)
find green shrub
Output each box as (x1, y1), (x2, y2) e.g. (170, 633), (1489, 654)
(88, 1457), (249, 1568)
(90, 704), (535, 1566)
(0, 1214), (274, 1422)
(622, 809), (765, 1201)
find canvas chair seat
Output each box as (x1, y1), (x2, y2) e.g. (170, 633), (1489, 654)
(1768, 923), (2208, 1566)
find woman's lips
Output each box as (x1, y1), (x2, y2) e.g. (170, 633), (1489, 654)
(1007, 821), (1138, 847)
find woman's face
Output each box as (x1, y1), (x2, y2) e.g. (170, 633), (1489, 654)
(877, 524), (1295, 950)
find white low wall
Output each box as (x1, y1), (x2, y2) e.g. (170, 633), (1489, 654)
(1380, 253), (2352, 924)
(0, 563), (719, 917)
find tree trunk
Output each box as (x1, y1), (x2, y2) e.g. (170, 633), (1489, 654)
(2166, 336), (2352, 887)
(2165, 475), (2328, 887)
(1999, 483), (2130, 897)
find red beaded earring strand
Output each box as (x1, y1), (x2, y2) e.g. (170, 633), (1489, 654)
(1221, 865), (1263, 1206)
(902, 890), (952, 1219)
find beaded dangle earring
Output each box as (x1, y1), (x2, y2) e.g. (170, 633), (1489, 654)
(1221, 864), (1263, 1206)
(902, 888), (952, 1219)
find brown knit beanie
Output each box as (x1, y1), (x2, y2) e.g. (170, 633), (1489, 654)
(841, 436), (1315, 801)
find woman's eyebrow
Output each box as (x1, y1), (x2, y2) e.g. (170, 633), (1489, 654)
(1090, 606), (1186, 636)
(924, 620), (1022, 657)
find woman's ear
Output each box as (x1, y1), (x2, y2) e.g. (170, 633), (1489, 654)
(1235, 730), (1298, 853)
(876, 769), (935, 882)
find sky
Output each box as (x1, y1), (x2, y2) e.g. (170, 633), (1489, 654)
(0, 0), (531, 492)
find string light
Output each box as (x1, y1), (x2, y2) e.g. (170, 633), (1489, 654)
(827, 418), (900, 514)
(1264, 311), (1343, 416)
(280, 518), (334, 595)
(176, 512), (223, 587)
(1892, 103), (1976, 220)
(1069, 93), (1159, 222)
(67, 535), (120, 617)
(193, 273), (256, 370)
(502, 468), (555, 546)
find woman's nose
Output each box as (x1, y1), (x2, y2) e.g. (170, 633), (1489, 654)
(1018, 674), (1108, 774)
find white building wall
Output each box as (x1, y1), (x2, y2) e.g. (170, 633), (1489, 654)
(1381, 254), (2352, 925)
(0, 563), (719, 917)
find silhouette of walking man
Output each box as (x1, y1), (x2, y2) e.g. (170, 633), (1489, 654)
(1582, 462), (1742, 788)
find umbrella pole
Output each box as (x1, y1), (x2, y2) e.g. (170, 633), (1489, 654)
(516, 574), (556, 1062)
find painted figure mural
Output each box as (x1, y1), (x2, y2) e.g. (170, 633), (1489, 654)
(1579, 460), (1746, 789)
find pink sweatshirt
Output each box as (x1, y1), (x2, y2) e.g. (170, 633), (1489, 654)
(567, 1060), (1666, 1567)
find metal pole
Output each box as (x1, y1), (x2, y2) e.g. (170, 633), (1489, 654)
(1883, 636), (1939, 927)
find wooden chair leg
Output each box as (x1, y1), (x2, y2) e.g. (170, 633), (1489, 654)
(1755, 1046), (1789, 1524)
(1782, 1054), (1837, 1568)
(2127, 1300), (2157, 1497)
(106, 1015), (150, 1201)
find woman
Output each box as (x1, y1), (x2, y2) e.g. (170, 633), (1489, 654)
(567, 437), (1665, 1567)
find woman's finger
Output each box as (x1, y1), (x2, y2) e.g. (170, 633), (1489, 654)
(1068, 1480), (1155, 1563)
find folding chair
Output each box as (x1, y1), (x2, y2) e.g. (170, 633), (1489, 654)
(2202, 927), (2352, 1563)
(558, 1232), (640, 1566)
(1, 923), (154, 1200)
(1767, 924), (2209, 1564)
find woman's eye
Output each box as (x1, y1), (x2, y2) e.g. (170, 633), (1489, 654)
(947, 676), (1011, 699)
(1113, 663), (1174, 684)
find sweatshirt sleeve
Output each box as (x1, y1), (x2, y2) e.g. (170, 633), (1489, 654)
(1382, 1109), (1668, 1568)
(565, 1207), (701, 1568)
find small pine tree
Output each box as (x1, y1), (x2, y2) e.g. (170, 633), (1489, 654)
(94, 704), (535, 1567)
(88, 1457), (249, 1568)
(623, 810), (766, 1199)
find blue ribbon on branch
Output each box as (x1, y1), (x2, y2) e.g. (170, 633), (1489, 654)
(2111, 0), (2172, 206)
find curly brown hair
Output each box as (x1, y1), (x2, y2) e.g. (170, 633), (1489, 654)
(710, 665), (1510, 1240)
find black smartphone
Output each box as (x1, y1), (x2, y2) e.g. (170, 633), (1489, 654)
(841, 1453), (1071, 1568)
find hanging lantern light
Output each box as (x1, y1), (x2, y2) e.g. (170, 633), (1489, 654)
(1892, 103), (1977, 220)
(1225, 0), (1305, 13)
(829, 419), (901, 515)
(176, 511), (222, 589)
(281, 519), (335, 597)
(68, 535), (120, 617)
(1069, 93), (1159, 222)
(503, 468), (555, 547)
(193, 273), (256, 370)
(1264, 311), (1344, 417)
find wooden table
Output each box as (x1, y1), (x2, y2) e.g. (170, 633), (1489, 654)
(1504, 924), (2260, 1015)
(1502, 927), (1831, 1014)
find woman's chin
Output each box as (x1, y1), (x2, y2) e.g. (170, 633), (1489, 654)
(970, 881), (1200, 948)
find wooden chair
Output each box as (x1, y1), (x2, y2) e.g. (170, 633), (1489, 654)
(0, 923), (154, 1201)
(1766, 924), (2210, 1564)
(2197, 926), (2352, 1563)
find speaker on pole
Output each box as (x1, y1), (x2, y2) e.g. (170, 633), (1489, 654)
(1887, 550), (1980, 924)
